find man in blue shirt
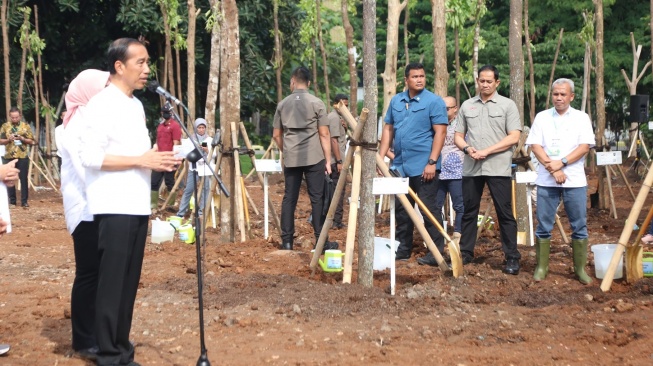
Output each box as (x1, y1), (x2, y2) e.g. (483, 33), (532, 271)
(378, 62), (448, 261)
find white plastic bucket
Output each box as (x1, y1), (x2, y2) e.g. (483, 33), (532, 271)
(373, 237), (399, 270)
(591, 244), (623, 279)
(151, 219), (175, 244)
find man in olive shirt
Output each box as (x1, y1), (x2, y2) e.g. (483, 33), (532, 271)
(273, 66), (335, 251)
(454, 64), (522, 274)
(327, 94), (349, 229)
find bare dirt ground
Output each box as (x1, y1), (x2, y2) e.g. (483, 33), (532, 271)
(1, 169), (653, 366)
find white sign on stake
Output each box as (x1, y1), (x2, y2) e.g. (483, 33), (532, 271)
(255, 159), (282, 239)
(515, 171), (538, 184)
(372, 177), (409, 195)
(254, 159), (282, 172)
(596, 151), (623, 166)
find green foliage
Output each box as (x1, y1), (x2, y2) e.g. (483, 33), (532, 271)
(55, 0), (79, 12)
(116, 0), (164, 34)
(298, 0), (317, 63)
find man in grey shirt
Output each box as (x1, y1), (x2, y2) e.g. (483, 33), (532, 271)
(454, 64), (521, 275)
(273, 66), (336, 251)
(327, 93), (349, 229)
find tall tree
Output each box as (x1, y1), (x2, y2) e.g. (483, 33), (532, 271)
(341, 0), (357, 115)
(219, 0), (241, 242)
(524, 0), (535, 124)
(381, 0), (407, 118)
(594, 0), (607, 209)
(431, 0), (448, 97)
(1, 0), (10, 119)
(358, 0), (377, 287)
(186, 0), (197, 122)
(316, 0), (330, 107)
(273, 0), (283, 103)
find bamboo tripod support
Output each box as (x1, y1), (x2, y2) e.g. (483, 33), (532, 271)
(161, 160), (188, 210)
(310, 107), (368, 273)
(600, 159), (653, 291)
(231, 122), (247, 242)
(342, 145), (361, 284)
(238, 122), (282, 237)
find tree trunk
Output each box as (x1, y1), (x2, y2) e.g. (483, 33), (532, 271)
(358, 0), (378, 288)
(524, 0), (535, 125)
(454, 28), (460, 103)
(381, 0), (407, 119)
(17, 9), (29, 112)
(219, 0), (241, 242)
(404, 2), (409, 66)
(34, 6), (52, 170)
(581, 44), (590, 113)
(342, 0), (357, 116)
(273, 0), (283, 103)
(205, 1), (220, 127)
(431, 0), (448, 97)
(175, 47), (184, 125)
(594, 0), (607, 209)
(187, 0), (197, 122)
(1, 0), (10, 119)
(160, 3), (176, 121)
(472, 0), (484, 91)
(316, 0), (330, 107)
(311, 38), (320, 96)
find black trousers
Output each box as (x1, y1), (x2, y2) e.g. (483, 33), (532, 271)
(95, 214), (148, 366)
(150, 169), (176, 191)
(71, 220), (100, 351)
(2, 157), (29, 205)
(329, 163), (345, 224)
(395, 175), (444, 257)
(459, 176), (520, 260)
(281, 160), (326, 243)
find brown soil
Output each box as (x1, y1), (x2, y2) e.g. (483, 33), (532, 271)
(2, 170), (653, 366)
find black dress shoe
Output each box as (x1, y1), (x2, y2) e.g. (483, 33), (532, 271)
(395, 253), (410, 261)
(462, 255), (473, 265)
(417, 253), (437, 266)
(333, 222), (345, 229)
(281, 242), (293, 250)
(503, 258), (520, 275)
(323, 241), (339, 251)
(21, 203), (29, 208)
(75, 346), (99, 361)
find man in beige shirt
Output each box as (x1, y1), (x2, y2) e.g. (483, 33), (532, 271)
(454, 64), (522, 275)
(273, 66), (336, 251)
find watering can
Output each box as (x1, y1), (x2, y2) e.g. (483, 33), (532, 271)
(318, 250), (345, 273)
(178, 221), (195, 244)
(166, 215), (183, 229)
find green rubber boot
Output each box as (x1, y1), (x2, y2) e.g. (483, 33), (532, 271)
(572, 238), (593, 285)
(167, 192), (177, 205)
(533, 237), (550, 281)
(150, 191), (159, 210)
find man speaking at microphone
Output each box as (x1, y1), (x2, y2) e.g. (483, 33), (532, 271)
(79, 38), (179, 366)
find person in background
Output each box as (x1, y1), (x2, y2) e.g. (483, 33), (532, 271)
(79, 38), (179, 366)
(418, 96), (464, 266)
(272, 66), (336, 251)
(0, 107), (36, 208)
(327, 93), (349, 229)
(642, 224), (653, 244)
(526, 78), (595, 284)
(176, 118), (213, 218)
(150, 107), (181, 210)
(59, 69), (111, 361)
(454, 64), (521, 275)
(378, 62), (448, 262)
(55, 110), (66, 174)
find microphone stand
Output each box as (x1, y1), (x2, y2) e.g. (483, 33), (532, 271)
(164, 100), (227, 366)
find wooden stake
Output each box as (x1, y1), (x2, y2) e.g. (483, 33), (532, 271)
(615, 164), (636, 201)
(555, 214), (570, 244)
(161, 162), (187, 209)
(231, 122), (246, 242)
(477, 197), (492, 240)
(241, 176), (251, 238)
(343, 146), (362, 284)
(242, 184), (260, 216)
(28, 155), (58, 192)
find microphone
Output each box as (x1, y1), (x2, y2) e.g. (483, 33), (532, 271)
(147, 80), (182, 106)
(211, 128), (222, 147)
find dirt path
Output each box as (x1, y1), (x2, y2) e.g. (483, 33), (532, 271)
(1, 175), (653, 365)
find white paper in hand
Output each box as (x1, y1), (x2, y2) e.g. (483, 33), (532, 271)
(0, 182), (11, 233)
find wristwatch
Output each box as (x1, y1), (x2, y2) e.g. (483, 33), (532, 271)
(427, 158), (436, 165)
(561, 157), (568, 166)
(336, 160), (343, 164)
(463, 146), (470, 155)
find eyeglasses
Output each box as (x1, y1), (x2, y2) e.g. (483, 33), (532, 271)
(446, 106), (457, 111)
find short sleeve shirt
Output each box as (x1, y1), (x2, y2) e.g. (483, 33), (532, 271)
(327, 110), (346, 162)
(155, 118), (182, 152)
(384, 89), (448, 177)
(455, 93), (522, 177)
(526, 107), (595, 187)
(1, 121), (35, 159)
(273, 89), (329, 168)
(439, 119), (464, 180)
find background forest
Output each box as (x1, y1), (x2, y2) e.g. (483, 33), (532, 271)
(0, 0), (651, 148)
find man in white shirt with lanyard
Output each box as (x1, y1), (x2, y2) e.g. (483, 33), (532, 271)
(526, 78), (595, 285)
(79, 38), (180, 366)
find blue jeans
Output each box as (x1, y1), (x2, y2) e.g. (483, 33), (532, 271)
(435, 179), (464, 233)
(535, 185), (587, 239)
(177, 170), (212, 217)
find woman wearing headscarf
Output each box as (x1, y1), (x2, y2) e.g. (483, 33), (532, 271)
(59, 69), (110, 360)
(176, 118), (214, 218)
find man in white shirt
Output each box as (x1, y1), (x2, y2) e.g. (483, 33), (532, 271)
(79, 38), (179, 366)
(526, 78), (595, 285)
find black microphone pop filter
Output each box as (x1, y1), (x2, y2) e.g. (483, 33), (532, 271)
(146, 80), (160, 93)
